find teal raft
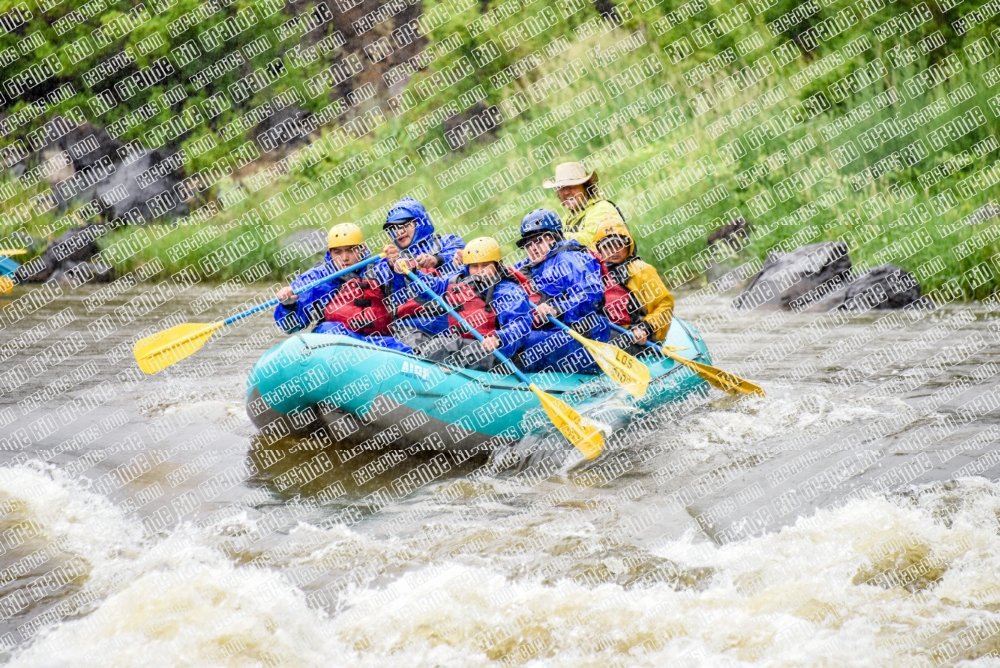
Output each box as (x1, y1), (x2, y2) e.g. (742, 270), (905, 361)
(245, 317), (711, 451)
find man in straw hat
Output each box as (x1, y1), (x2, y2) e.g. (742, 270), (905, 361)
(543, 161), (628, 249)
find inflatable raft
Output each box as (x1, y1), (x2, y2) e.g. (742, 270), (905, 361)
(245, 317), (711, 451)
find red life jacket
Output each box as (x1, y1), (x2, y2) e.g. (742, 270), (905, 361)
(446, 281), (497, 339)
(601, 257), (644, 327)
(391, 267), (443, 319)
(323, 276), (392, 336)
(602, 274), (632, 326)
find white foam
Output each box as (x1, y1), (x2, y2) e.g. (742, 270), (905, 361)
(6, 466), (1000, 666)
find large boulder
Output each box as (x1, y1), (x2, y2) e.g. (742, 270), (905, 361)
(804, 264), (921, 312)
(60, 120), (122, 172)
(734, 242), (851, 310)
(34, 116), (122, 172)
(734, 241), (922, 312)
(26, 117), (188, 223)
(15, 226), (115, 285)
(94, 149), (188, 223)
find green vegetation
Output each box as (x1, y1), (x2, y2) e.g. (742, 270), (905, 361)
(3, 0), (1000, 297)
(0, 0), (326, 172)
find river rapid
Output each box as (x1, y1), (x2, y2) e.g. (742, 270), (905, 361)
(1, 281), (1000, 667)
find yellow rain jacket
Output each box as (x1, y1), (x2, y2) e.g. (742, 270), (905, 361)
(591, 219), (674, 342)
(563, 199), (625, 249)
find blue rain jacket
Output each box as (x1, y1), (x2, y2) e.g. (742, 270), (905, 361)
(416, 269), (534, 361)
(519, 239), (610, 374)
(274, 249), (413, 354)
(374, 198), (465, 335)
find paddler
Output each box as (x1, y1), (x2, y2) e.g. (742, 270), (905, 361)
(378, 197), (465, 352)
(275, 223), (412, 353)
(393, 237), (533, 371)
(543, 161), (627, 248)
(515, 208), (610, 374)
(591, 218), (674, 356)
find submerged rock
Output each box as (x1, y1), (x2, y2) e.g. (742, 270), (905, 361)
(734, 242), (852, 310)
(801, 264), (922, 312)
(734, 241), (921, 312)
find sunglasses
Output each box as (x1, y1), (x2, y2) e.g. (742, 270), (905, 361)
(387, 220), (416, 229)
(524, 235), (552, 249)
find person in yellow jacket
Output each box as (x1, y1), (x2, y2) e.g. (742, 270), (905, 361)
(591, 218), (674, 355)
(543, 161), (627, 248)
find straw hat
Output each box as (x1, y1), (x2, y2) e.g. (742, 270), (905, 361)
(542, 161), (597, 189)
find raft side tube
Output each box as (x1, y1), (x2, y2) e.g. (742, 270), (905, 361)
(245, 319), (712, 451)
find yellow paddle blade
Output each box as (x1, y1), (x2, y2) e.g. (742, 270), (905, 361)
(529, 383), (604, 459)
(564, 329), (651, 397)
(0, 276), (13, 294)
(133, 322), (224, 374)
(0, 249), (26, 256)
(663, 351), (765, 397)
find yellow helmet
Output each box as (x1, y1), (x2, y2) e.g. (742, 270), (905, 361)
(463, 237), (502, 264)
(592, 218), (634, 257)
(327, 223), (365, 249)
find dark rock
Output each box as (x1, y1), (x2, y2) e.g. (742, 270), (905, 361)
(734, 242), (851, 310)
(94, 150), (188, 223)
(50, 259), (115, 286)
(252, 105), (314, 154)
(14, 254), (56, 283)
(35, 119), (122, 213)
(707, 217), (751, 251)
(310, 0), (425, 100)
(49, 226), (101, 264)
(594, 0), (618, 19)
(804, 264), (922, 312)
(59, 120), (122, 172)
(27, 117), (187, 223)
(15, 225), (115, 285)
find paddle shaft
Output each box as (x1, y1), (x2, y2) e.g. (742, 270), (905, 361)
(537, 310), (608, 350)
(610, 322), (764, 397)
(223, 253), (384, 327)
(402, 270), (533, 387)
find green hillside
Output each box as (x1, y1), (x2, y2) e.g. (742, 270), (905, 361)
(2, 0), (1000, 297)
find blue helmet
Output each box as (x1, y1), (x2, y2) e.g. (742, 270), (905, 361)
(516, 209), (562, 248)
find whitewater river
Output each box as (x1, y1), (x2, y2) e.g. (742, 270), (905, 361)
(1, 281), (1000, 667)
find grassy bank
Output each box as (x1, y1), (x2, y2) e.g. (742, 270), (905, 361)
(3, 0), (1000, 298)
